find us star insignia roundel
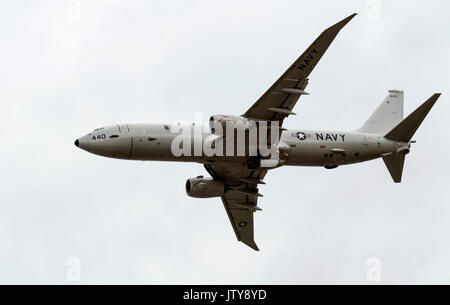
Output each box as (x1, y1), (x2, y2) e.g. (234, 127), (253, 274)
(296, 132), (307, 141)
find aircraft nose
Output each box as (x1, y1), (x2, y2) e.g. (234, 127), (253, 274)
(74, 139), (79, 147)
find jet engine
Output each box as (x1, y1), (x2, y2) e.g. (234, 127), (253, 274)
(185, 176), (225, 198)
(209, 115), (252, 136)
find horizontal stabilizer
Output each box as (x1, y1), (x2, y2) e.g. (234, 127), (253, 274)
(382, 153), (405, 183)
(385, 93), (441, 142)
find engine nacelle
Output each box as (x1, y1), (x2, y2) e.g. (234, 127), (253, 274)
(185, 177), (225, 198)
(209, 115), (252, 136)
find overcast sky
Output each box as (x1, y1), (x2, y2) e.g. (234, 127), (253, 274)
(1, 0), (449, 284)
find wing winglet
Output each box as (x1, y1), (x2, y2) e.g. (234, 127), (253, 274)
(328, 13), (357, 32)
(221, 195), (260, 251)
(295, 12), (357, 78)
(246, 240), (259, 251)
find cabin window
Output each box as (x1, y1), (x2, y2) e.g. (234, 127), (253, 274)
(354, 153), (360, 157)
(164, 124), (170, 130)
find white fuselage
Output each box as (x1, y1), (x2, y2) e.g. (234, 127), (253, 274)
(76, 123), (406, 168)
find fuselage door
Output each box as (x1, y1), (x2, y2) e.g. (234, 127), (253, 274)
(110, 124), (132, 159)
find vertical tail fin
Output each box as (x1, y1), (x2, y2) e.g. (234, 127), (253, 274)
(384, 93), (441, 142)
(358, 90), (404, 134)
(382, 93), (441, 183)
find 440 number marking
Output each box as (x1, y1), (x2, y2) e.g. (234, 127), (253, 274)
(92, 134), (106, 140)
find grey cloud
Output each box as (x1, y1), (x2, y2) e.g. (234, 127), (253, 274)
(0, 0), (449, 284)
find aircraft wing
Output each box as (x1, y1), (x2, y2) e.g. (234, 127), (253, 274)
(204, 163), (267, 251)
(242, 13), (356, 125)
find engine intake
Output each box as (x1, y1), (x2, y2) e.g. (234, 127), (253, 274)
(185, 177), (225, 198)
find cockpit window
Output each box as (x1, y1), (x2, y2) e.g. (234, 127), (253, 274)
(109, 135), (119, 138)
